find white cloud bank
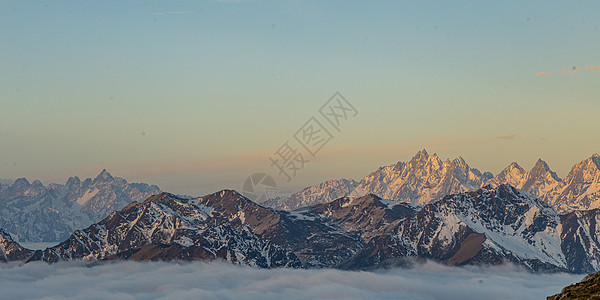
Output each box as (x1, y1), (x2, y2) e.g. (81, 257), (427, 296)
(0, 260), (584, 300)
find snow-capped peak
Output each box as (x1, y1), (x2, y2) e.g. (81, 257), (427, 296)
(485, 162), (526, 189)
(508, 162), (525, 171)
(453, 156), (467, 168)
(543, 154), (600, 213)
(529, 159), (560, 181)
(0, 171), (161, 242)
(412, 149), (430, 162)
(269, 150), (492, 209)
(266, 150), (600, 215)
(589, 154), (600, 169)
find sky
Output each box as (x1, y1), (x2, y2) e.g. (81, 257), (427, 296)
(1, 1), (599, 196)
(0, 260), (584, 300)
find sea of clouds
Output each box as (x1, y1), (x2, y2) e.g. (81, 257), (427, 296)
(0, 260), (583, 300)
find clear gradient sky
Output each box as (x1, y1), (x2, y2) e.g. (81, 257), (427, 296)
(1, 1), (599, 196)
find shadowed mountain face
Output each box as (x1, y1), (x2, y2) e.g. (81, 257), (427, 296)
(0, 170), (160, 242)
(25, 192), (301, 268)
(0, 228), (33, 262)
(4, 186), (600, 273)
(24, 191), (360, 268)
(266, 150), (600, 215)
(333, 185), (569, 271)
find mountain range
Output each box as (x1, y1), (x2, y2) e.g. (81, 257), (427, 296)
(0, 185), (599, 273)
(2, 150), (600, 274)
(4, 150), (598, 244)
(0, 170), (160, 242)
(265, 150), (600, 214)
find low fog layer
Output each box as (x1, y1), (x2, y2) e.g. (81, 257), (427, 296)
(0, 261), (583, 300)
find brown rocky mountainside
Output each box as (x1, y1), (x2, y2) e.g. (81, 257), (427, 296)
(5, 186), (600, 274)
(548, 271), (600, 299)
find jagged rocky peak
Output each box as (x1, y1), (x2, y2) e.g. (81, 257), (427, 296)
(530, 159), (560, 181)
(267, 149), (493, 210)
(565, 154), (600, 182)
(452, 156), (467, 168)
(589, 153), (600, 169)
(507, 162), (526, 172)
(0, 228), (13, 241)
(513, 158), (562, 197)
(486, 162), (526, 188)
(410, 149), (442, 169)
(12, 177), (31, 192)
(66, 176), (81, 189)
(0, 170), (161, 243)
(268, 150), (600, 214)
(82, 178), (92, 187)
(531, 158), (551, 173)
(29, 180), (45, 190)
(0, 227), (33, 262)
(494, 162), (525, 176)
(533, 159), (553, 174)
(543, 154), (600, 213)
(582, 153), (600, 168)
(26, 180), (47, 195)
(591, 154), (600, 171)
(94, 169), (114, 183)
(413, 148), (429, 160)
(407, 149), (442, 171)
(30, 180), (44, 188)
